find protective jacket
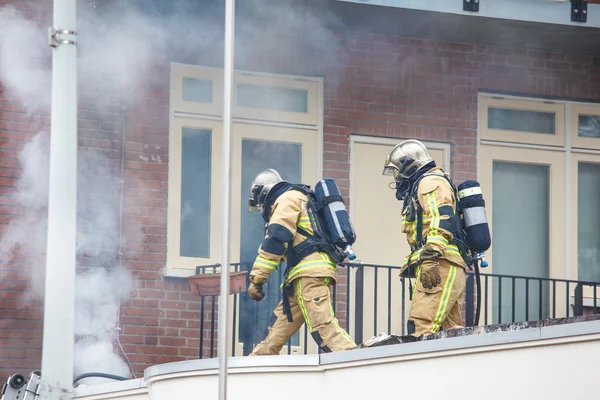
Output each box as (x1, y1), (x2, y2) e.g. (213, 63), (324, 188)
(249, 189), (337, 285)
(401, 167), (467, 275)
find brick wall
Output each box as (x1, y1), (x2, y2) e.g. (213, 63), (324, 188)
(0, 0), (52, 382)
(1, 1), (600, 381)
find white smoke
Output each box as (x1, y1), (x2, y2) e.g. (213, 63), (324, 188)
(0, 8), (51, 114)
(74, 267), (134, 385)
(0, 3), (145, 382)
(0, 0), (343, 384)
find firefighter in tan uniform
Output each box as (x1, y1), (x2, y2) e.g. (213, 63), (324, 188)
(382, 140), (467, 336)
(246, 169), (356, 355)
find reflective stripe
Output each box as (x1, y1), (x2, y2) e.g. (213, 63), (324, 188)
(412, 219), (417, 242)
(426, 192), (440, 237)
(426, 235), (449, 246)
(402, 215), (430, 224)
(412, 267), (421, 299)
(253, 256), (279, 271)
(287, 258), (336, 281)
(297, 279), (311, 330)
(458, 186), (481, 198)
(463, 206), (487, 226)
(431, 265), (457, 333)
(327, 284), (355, 344)
(298, 216), (313, 233)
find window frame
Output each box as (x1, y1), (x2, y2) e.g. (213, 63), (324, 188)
(570, 103), (600, 151)
(171, 64), (223, 117)
(479, 95), (565, 147)
(569, 153), (600, 299)
(234, 71), (319, 125)
(166, 118), (223, 275)
(478, 92), (600, 307)
(166, 63), (324, 278)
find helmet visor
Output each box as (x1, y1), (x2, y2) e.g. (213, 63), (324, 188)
(382, 165), (398, 178)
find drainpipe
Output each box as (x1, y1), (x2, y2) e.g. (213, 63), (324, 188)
(40, 1), (78, 400)
(218, 0), (235, 399)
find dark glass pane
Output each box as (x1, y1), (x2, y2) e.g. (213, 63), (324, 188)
(488, 107), (555, 134)
(492, 161), (549, 324)
(239, 139), (302, 353)
(236, 84), (308, 113)
(578, 115), (600, 138)
(180, 128), (211, 258)
(578, 162), (600, 282)
(182, 78), (213, 103)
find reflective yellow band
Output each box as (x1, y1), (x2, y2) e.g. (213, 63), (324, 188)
(298, 216), (313, 234)
(297, 279), (311, 331)
(288, 259), (336, 281)
(412, 267), (422, 298)
(432, 265), (457, 333)
(426, 192), (440, 237)
(327, 285), (355, 344)
(402, 215), (430, 224)
(253, 256), (279, 271)
(426, 235), (449, 247)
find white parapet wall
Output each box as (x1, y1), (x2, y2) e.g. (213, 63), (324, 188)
(74, 320), (600, 400)
(73, 378), (148, 400)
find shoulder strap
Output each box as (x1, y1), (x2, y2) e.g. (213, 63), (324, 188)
(411, 171), (458, 246)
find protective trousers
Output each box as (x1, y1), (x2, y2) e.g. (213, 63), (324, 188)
(408, 259), (466, 336)
(250, 277), (356, 355)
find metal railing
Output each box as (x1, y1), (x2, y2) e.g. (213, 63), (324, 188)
(348, 262), (600, 343)
(193, 262), (600, 358)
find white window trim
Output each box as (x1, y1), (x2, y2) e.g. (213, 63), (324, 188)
(166, 63), (324, 278)
(477, 92), (600, 283)
(348, 134), (452, 224)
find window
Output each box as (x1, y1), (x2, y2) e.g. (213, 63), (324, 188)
(577, 161), (600, 283)
(233, 72), (318, 125)
(168, 63), (322, 276)
(490, 160), (551, 323)
(570, 104), (600, 150)
(168, 63), (323, 356)
(479, 94), (600, 319)
(480, 97), (565, 146)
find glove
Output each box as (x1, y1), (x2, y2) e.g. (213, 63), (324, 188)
(419, 244), (442, 289)
(248, 276), (267, 302)
(420, 260), (441, 289)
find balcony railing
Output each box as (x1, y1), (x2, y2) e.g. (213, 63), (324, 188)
(194, 262), (600, 358)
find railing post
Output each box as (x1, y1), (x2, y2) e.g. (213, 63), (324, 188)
(465, 273), (474, 327)
(354, 266), (364, 345)
(574, 283), (584, 316)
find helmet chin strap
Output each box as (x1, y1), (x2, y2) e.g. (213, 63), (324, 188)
(393, 160), (438, 201)
(394, 179), (411, 201)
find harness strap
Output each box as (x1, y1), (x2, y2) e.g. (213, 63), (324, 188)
(410, 171), (470, 265)
(314, 195), (344, 211)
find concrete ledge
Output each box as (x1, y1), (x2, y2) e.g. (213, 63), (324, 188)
(540, 319), (600, 339)
(143, 318), (600, 378)
(320, 327), (540, 365)
(144, 354), (320, 380)
(73, 378), (146, 398)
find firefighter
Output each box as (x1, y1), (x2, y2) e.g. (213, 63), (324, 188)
(246, 169), (356, 355)
(382, 140), (467, 336)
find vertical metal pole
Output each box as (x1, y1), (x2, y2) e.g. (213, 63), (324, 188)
(40, 2), (77, 400)
(218, 0), (235, 399)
